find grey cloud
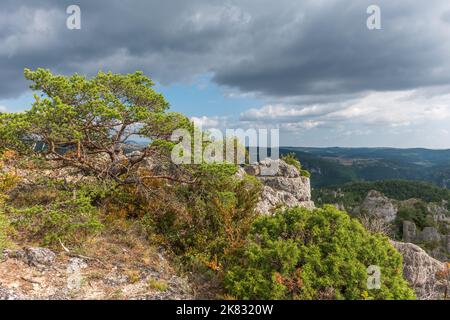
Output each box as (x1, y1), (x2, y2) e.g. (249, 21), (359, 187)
(1, 0), (450, 102)
(0, 0), (248, 97)
(442, 10), (450, 23)
(213, 1), (450, 99)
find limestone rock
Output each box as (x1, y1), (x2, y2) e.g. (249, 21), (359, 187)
(427, 202), (450, 223)
(402, 221), (417, 243)
(447, 235), (450, 253)
(392, 241), (449, 300)
(358, 190), (397, 222)
(245, 158), (300, 178)
(244, 159), (314, 214)
(0, 287), (27, 300)
(255, 185), (315, 214)
(0, 246), (194, 300)
(419, 227), (441, 243)
(401, 220), (449, 261)
(14, 247), (56, 268)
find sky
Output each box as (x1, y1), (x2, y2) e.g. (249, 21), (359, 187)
(1, 0), (450, 148)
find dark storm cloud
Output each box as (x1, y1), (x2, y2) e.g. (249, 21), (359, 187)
(1, 0), (450, 100)
(0, 0), (246, 97)
(213, 0), (450, 98)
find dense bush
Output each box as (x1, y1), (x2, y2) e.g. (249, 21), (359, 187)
(141, 163), (262, 270)
(0, 213), (10, 253)
(395, 201), (430, 236)
(0, 152), (20, 252)
(281, 153), (302, 171)
(224, 206), (415, 300)
(6, 185), (104, 248)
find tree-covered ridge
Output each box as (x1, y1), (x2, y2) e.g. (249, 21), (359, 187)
(281, 147), (450, 189)
(313, 180), (450, 211)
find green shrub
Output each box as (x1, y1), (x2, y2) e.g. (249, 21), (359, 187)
(281, 153), (302, 171)
(0, 212), (11, 253)
(224, 206), (415, 300)
(300, 170), (311, 178)
(147, 278), (168, 292)
(141, 163), (262, 270)
(7, 194), (104, 248)
(395, 201), (429, 237)
(282, 153), (310, 178)
(0, 152), (19, 253)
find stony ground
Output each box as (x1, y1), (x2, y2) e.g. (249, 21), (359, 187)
(0, 240), (193, 300)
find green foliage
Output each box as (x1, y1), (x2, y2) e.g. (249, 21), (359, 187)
(395, 201), (429, 234)
(224, 206), (415, 300)
(4, 69), (161, 150)
(0, 152), (19, 252)
(0, 212), (10, 253)
(142, 164), (262, 270)
(314, 180), (450, 211)
(147, 278), (168, 292)
(0, 69), (195, 184)
(281, 153), (302, 171)
(7, 190), (104, 248)
(300, 169), (311, 178)
(281, 153), (310, 178)
(0, 113), (30, 152)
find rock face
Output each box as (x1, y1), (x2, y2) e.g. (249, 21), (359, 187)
(419, 227), (442, 243)
(243, 159), (315, 214)
(392, 241), (449, 300)
(358, 190), (397, 222)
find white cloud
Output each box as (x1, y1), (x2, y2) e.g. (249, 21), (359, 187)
(241, 104), (332, 121)
(325, 89), (450, 126)
(190, 115), (228, 128)
(238, 87), (450, 135)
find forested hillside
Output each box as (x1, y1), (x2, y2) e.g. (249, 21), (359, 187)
(281, 147), (450, 188)
(313, 180), (450, 210)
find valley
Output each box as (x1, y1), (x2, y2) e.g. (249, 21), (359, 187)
(281, 147), (450, 188)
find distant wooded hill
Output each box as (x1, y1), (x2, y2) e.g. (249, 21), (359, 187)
(281, 147), (450, 189)
(312, 179), (450, 211)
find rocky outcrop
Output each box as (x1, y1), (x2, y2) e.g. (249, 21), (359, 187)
(392, 241), (449, 300)
(357, 190), (397, 222)
(403, 221), (417, 243)
(243, 159), (315, 214)
(428, 202), (450, 222)
(402, 220), (450, 261)
(12, 247), (57, 268)
(354, 190), (450, 261)
(356, 191), (450, 225)
(419, 227), (442, 243)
